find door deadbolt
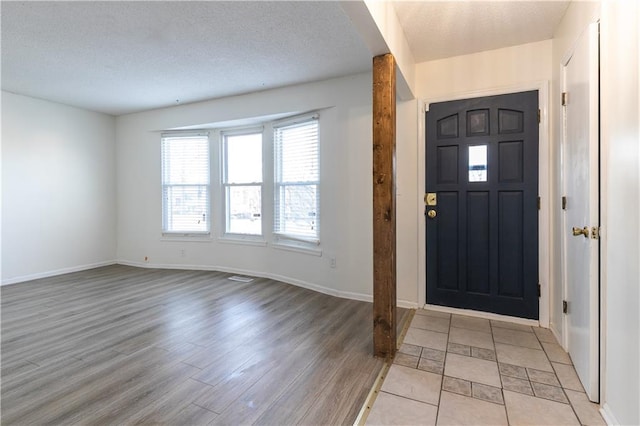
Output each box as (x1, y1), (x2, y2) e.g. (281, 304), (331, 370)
(572, 226), (590, 238)
(427, 209), (437, 219)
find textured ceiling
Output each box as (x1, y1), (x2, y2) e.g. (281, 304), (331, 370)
(2, 1), (572, 116)
(1, 1), (373, 115)
(393, 0), (570, 62)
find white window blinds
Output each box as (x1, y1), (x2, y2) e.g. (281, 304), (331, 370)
(273, 116), (319, 242)
(161, 134), (210, 233)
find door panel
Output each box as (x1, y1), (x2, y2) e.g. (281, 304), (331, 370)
(426, 91), (539, 319)
(467, 191), (490, 294)
(562, 22), (600, 402)
(499, 191), (524, 297)
(437, 192), (459, 290)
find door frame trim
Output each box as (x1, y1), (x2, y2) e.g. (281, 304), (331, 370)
(418, 81), (551, 327)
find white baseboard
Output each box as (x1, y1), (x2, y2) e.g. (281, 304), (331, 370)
(423, 303), (540, 326)
(599, 403), (620, 426)
(549, 323), (564, 346)
(3, 259), (422, 309)
(117, 260), (386, 304)
(1, 260), (117, 286)
(118, 260), (420, 307)
(398, 300), (420, 309)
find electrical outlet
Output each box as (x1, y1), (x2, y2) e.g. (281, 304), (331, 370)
(330, 257), (336, 268)
(180, 249), (186, 258)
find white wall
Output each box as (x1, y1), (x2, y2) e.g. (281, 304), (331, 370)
(1, 91), (117, 284)
(600, 1), (640, 423)
(116, 73), (416, 306)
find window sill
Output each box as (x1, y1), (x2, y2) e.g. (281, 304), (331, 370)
(272, 241), (322, 257)
(218, 235), (267, 247)
(161, 233), (212, 243)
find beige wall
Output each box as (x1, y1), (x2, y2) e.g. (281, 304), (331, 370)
(415, 40), (552, 100)
(599, 1), (640, 423)
(396, 98), (419, 305)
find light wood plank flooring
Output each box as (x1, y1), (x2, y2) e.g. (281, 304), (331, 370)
(1, 265), (397, 425)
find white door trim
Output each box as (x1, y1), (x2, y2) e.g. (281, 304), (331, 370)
(417, 81), (551, 327)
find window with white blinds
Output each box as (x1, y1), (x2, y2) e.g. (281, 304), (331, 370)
(273, 116), (319, 243)
(161, 134), (210, 234)
(222, 130), (263, 235)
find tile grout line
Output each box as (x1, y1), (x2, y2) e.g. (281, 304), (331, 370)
(490, 320), (514, 425)
(353, 308), (415, 426)
(532, 327), (587, 421)
(488, 320), (508, 410)
(434, 310), (453, 426)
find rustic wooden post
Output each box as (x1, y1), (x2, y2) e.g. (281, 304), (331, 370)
(372, 53), (397, 358)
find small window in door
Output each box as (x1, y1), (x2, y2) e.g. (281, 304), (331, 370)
(469, 145), (488, 182)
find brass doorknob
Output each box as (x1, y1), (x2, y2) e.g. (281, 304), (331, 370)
(427, 209), (437, 219)
(572, 226), (590, 238)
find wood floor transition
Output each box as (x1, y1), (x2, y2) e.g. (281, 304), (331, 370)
(1, 265), (404, 425)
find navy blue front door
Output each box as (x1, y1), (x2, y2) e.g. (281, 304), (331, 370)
(426, 91), (539, 319)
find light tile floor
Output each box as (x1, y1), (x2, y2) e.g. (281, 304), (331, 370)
(366, 309), (606, 426)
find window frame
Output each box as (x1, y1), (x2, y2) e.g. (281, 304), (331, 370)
(220, 127), (264, 238)
(273, 114), (320, 246)
(161, 132), (211, 236)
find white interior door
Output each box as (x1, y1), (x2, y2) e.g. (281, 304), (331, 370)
(562, 22), (600, 402)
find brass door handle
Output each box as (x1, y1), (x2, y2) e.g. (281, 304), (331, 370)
(572, 226), (590, 238)
(427, 209), (437, 219)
